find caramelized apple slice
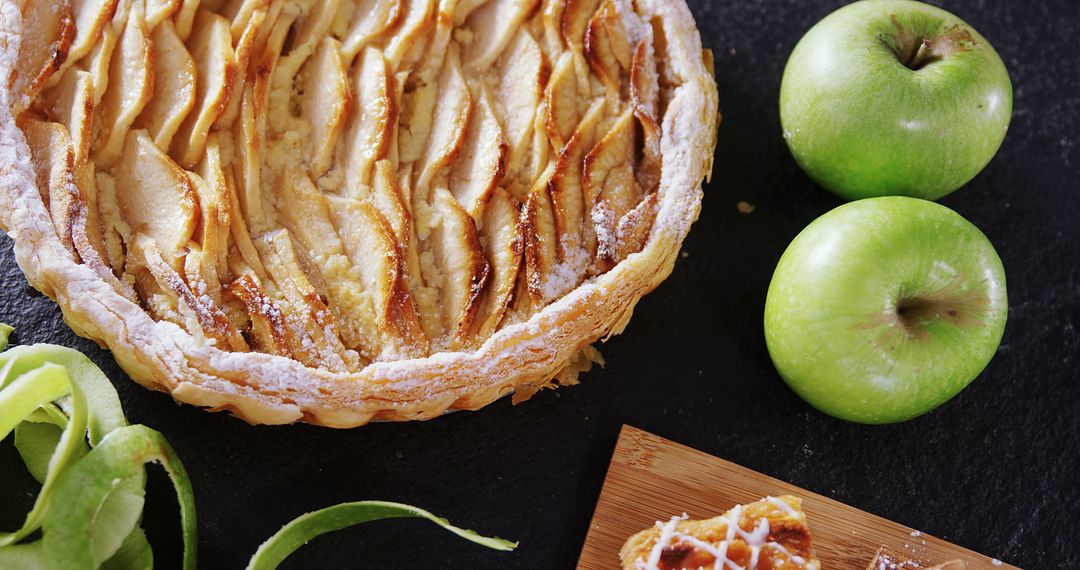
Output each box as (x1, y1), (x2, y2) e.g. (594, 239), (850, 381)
(93, 0), (153, 165)
(496, 29), (546, 185)
(214, 7), (263, 130)
(93, 168), (131, 273)
(256, 230), (353, 372)
(215, 0), (265, 40)
(630, 40), (663, 193)
(371, 159), (411, 246)
(191, 138), (233, 280)
(83, 21), (115, 108)
(549, 97), (605, 263)
(138, 20), (196, 150)
(472, 187), (522, 339)
(227, 269), (290, 356)
(462, 0), (539, 72)
(232, 81), (271, 234)
(383, 0), (435, 69)
(144, 0), (182, 28)
(520, 184), (558, 305)
(275, 172), (376, 356)
(610, 190), (657, 269)
(244, 5), (295, 158)
(23, 120), (79, 255)
(584, 0), (632, 93)
(449, 85), (507, 222)
(138, 234), (248, 351)
(12, 0), (75, 113)
(113, 130), (197, 272)
(223, 163), (268, 278)
(39, 69), (95, 169)
(586, 110), (646, 271)
(173, 0), (200, 40)
(396, 79), (437, 166)
(561, 0), (601, 51)
(452, 0), (486, 25)
(340, 0), (402, 62)
(292, 0), (343, 56)
(629, 39), (659, 121)
(181, 243), (250, 351)
(583, 108), (636, 214)
(414, 46), (471, 194)
(410, 0), (458, 84)
(341, 47), (396, 192)
(327, 195), (429, 358)
(544, 52), (578, 150)
(540, 0), (566, 54)
(71, 161), (137, 299)
(70, 159), (105, 261)
(635, 109), (663, 195)
(397, 171), (442, 339)
(428, 188), (490, 348)
(171, 9), (236, 168)
(300, 37), (350, 178)
(50, 0), (118, 85)
(182, 241), (247, 343)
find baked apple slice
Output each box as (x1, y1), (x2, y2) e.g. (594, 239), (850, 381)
(11, 0), (75, 115)
(93, 0), (153, 165)
(112, 129), (196, 273)
(138, 20), (196, 150)
(170, 8), (236, 168)
(299, 37), (350, 178)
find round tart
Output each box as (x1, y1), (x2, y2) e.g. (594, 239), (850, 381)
(0, 0), (719, 426)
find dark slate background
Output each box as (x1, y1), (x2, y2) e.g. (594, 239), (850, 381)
(2, 0), (1078, 568)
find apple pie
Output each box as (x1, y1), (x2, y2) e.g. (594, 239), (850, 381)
(621, 496), (821, 570)
(0, 0), (718, 426)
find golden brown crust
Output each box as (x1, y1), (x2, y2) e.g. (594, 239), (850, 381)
(0, 0), (719, 427)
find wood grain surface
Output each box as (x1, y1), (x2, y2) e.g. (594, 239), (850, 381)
(577, 426), (1018, 569)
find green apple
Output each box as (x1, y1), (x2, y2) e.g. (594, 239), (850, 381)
(764, 197), (1007, 424)
(780, 0), (1012, 201)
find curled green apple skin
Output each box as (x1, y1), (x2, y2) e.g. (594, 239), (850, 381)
(764, 197), (1007, 424)
(780, 0), (1012, 201)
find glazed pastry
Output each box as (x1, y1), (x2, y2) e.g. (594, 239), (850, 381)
(621, 495), (821, 570)
(0, 0), (718, 426)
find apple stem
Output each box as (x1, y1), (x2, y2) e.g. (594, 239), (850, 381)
(906, 40), (935, 71)
(890, 17), (977, 71)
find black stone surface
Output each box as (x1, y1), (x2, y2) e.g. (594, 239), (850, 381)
(2, 0), (1078, 568)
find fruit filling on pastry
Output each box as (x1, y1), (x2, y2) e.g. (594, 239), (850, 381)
(620, 496), (821, 570)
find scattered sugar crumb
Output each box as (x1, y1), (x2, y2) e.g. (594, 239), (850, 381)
(991, 560), (1003, 566)
(910, 530), (921, 538)
(680, 251), (689, 259)
(737, 200), (755, 214)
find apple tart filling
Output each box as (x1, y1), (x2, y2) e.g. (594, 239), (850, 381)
(13, 0), (677, 369)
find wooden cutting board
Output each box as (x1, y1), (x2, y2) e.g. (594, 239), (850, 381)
(577, 425), (1017, 569)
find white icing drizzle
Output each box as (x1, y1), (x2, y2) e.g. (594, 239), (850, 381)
(637, 498), (810, 570)
(639, 514), (689, 570)
(765, 542), (807, 566)
(766, 496), (800, 518)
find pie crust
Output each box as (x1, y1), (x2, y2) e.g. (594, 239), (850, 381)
(0, 0), (719, 426)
